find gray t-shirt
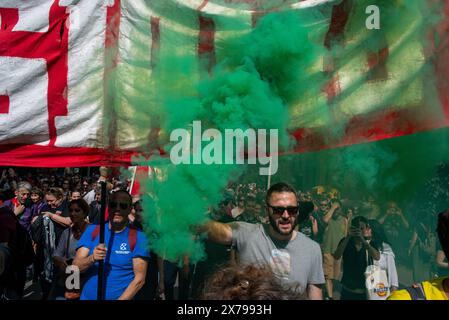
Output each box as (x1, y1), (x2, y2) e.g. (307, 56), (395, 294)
(54, 228), (78, 260)
(232, 222), (325, 293)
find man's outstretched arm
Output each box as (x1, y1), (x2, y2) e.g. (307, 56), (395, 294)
(199, 220), (233, 245)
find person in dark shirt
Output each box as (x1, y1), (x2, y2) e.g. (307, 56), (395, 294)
(41, 187), (71, 245)
(3, 182), (33, 233)
(333, 216), (381, 300)
(0, 201), (33, 299)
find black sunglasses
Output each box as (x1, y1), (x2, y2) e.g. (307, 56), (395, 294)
(109, 201), (130, 210)
(267, 204), (299, 216)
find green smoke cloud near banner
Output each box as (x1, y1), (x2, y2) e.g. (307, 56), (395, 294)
(105, 0), (447, 271)
(123, 7), (329, 262)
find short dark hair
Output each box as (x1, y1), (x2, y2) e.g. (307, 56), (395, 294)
(351, 215), (368, 228)
(368, 219), (390, 246)
(110, 189), (132, 205)
(30, 187), (44, 199)
(437, 209), (449, 261)
(69, 199), (90, 217)
(266, 182), (297, 204)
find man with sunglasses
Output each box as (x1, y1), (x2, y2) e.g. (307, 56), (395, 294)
(202, 182), (325, 299)
(74, 190), (150, 300)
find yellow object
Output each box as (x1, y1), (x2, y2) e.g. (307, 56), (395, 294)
(313, 185), (325, 195)
(328, 188), (339, 199)
(387, 277), (449, 300)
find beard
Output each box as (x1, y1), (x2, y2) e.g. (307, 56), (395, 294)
(110, 212), (128, 230)
(268, 214), (296, 236)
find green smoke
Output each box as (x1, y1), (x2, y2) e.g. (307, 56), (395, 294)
(118, 8), (329, 262)
(104, 1), (448, 280)
(318, 0), (445, 142)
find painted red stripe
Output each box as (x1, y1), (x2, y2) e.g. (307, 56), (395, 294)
(0, 3), (69, 147)
(0, 95), (9, 114)
(0, 8), (19, 31)
(198, 15), (216, 74)
(1, 112), (446, 168)
(291, 104), (447, 154)
(251, 11), (265, 27)
(47, 1), (69, 147)
(323, 74), (341, 102)
(434, 0), (449, 123)
(367, 46), (389, 81)
(105, 0), (121, 67)
(324, 0), (353, 49)
(323, 0), (353, 103)
(150, 16), (160, 69)
(104, 0), (121, 152)
(0, 144), (134, 167)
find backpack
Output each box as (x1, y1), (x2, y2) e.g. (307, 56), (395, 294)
(31, 215), (46, 244)
(90, 224), (138, 252)
(405, 283), (426, 300)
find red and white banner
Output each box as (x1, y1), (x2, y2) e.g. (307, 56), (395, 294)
(1, 0), (448, 167)
(0, 0), (130, 166)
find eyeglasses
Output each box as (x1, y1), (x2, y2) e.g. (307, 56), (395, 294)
(109, 201), (129, 210)
(267, 204), (299, 216)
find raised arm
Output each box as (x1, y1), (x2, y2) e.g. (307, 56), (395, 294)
(323, 202), (340, 224)
(364, 240), (381, 261)
(200, 220), (233, 246)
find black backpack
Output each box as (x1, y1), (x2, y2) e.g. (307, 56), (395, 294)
(31, 215), (45, 244)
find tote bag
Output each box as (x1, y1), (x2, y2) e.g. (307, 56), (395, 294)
(365, 252), (390, 300)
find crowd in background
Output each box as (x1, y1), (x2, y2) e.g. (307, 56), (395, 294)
(1, 166), (448, 300)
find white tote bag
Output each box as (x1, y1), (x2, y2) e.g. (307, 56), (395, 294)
(365, 254), (390, 300)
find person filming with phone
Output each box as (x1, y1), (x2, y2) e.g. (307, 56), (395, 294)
(333, 216), (380, 300)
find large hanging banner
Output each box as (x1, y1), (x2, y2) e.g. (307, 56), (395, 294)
(0, 0), (448, 167)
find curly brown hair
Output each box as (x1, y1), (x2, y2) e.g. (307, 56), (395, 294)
(201, 264), (306, 300)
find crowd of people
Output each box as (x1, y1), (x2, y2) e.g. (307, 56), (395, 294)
(214, 182), (449, 299)
(1, 166), (448, 300)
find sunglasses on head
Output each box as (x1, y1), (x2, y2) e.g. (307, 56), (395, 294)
(109, 201), (129, 210)
(267, 204), (299, 216)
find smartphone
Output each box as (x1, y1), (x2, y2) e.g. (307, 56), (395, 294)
(351, 219), (359, 229)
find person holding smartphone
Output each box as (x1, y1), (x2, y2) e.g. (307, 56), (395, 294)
(333, 216), (381, 300)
